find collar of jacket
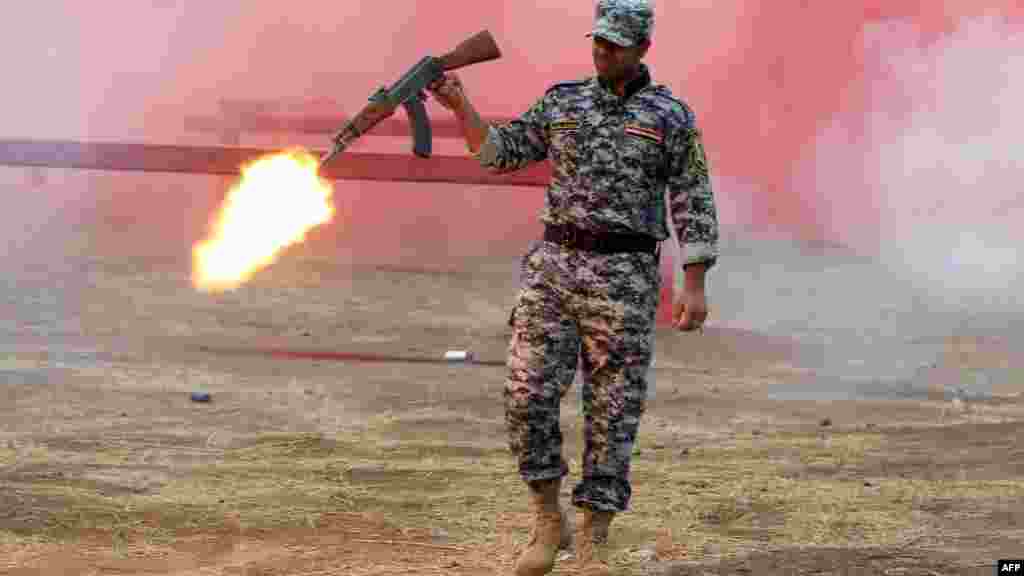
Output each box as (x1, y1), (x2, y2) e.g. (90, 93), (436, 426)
(596, 63), (652, 102)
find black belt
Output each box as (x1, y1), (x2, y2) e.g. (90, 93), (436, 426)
(543, 223), (658, 255)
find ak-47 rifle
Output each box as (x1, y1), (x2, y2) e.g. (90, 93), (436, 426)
(320, 30), (502, 167)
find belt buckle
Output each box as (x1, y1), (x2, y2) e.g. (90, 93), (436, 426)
(561, 226), (579, 248)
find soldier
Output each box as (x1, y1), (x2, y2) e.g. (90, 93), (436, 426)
(428, 1), (719, 574)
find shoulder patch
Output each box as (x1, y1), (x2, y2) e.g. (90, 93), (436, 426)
(685, 127), (710, 183)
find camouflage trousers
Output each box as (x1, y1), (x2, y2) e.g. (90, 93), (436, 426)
(505, 239), (660, 512)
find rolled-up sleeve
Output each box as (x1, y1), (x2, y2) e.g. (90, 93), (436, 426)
(477, 96), (549, 173)
(666, 116), (720, 269)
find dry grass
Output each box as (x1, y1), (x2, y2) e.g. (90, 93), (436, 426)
(2, 425), (1023, 574)
(0, 446), (17, 467)
(609, 430), (1024, 569)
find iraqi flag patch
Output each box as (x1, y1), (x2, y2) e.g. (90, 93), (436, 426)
(624, 123), (664, 144)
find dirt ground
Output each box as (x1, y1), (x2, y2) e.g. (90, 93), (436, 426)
(1, 169), (1023, 575)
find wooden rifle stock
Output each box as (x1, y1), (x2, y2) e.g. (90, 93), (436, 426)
(438, 30), (502, 71)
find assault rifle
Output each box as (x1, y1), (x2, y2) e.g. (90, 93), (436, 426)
(320, 30), (502, 166)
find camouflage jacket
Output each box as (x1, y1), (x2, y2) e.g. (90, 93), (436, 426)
(477, 64), (719, 269)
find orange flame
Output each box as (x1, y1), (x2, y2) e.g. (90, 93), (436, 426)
(191, 149), (335, 293)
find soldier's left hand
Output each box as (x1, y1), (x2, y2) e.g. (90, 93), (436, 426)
(673, 289), (708, 332)
(426, 72), (467, 112)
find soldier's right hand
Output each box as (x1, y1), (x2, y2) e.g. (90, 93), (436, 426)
(427, 72), (466, 112)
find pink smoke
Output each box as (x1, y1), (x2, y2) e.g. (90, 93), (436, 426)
(3, 1), (1023, 317)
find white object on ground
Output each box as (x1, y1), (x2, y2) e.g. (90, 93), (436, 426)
(444, 350), (475, 362)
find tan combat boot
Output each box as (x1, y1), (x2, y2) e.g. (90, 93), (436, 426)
(513, 478), (573, 576)
(578, 507), (615, 576)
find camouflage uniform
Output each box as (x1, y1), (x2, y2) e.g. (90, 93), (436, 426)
(480, 2), (720, 514)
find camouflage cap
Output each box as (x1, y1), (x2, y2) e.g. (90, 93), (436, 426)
(586, 0), (655, 48)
